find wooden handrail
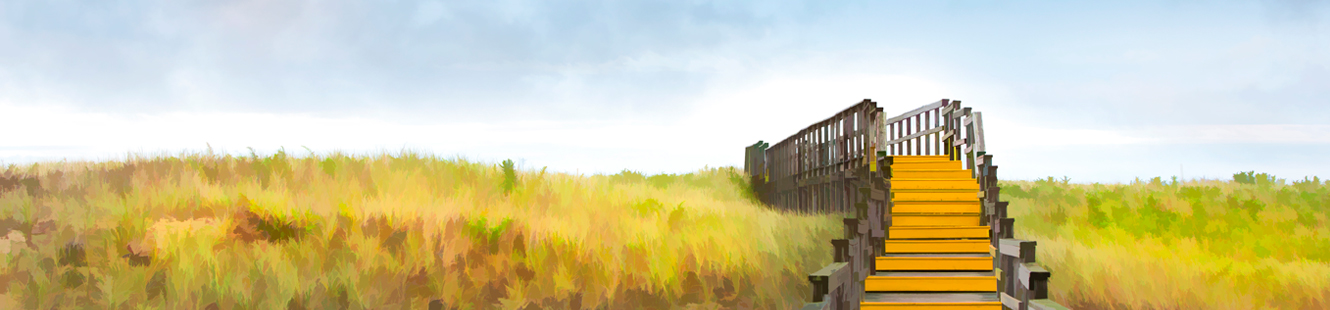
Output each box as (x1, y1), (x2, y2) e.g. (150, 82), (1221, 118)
(997, 239), (1066, 310)
(885, 99), (947, 124)
(738, 99), (887, 309)
(749, 99), (1068, 310)
(949, 101), (1066, 310)
(885, 126), (945, 146)
(885, 99), (953, 157)
(751, 99), (883, 214)
(808, 262), (849, 303)
(801, 164), (887, 309)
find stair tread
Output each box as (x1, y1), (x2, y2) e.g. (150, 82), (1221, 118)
(891, 225), (988, 228)
(891, 212), (981, 215)
(886, 239), (990, 242)
(892, 189), (977, 191)
(894, 192), (979, 195)
(892, 190), (980, 192)
(892, 189), (979, 191)
(893, 199), (979, 202)
(875, 271), (995, 277)
(893, 197), (979, 199)
(893, 179), (978, 182)
(873, 156), (998, 302)
(863, 292), (999, 303)
(880, 253), (990, 258)
(887, 240), (991, 242)
(893, 201), (980, 204)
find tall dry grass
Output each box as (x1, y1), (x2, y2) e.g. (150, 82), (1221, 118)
(0, 150), (841, 309)
(1003, 176), (1330, 309)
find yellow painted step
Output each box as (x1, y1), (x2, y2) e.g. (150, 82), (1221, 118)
(891, 156), (952, 163)
(877, 254), (993, 271)
(892, 179), (980, 191)
(891, 161), (962, 170)
(886, 240), (990, 253)
(893, 192), (979, 201)
(862, 293), (1001, 310)
(893, 204), (981, 214)
(892, 188), (977, 194)
(890, 226), (989, 239)
(861, 302), (1001, 310)
(866, 272), (997, 292)
(894, 169), (973, 179)
(893, 214), (982, 226)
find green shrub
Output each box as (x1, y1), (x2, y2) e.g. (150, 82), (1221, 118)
(500, 159), (517, 194)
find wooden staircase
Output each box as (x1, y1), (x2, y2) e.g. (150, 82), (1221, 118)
(863, 155), (1001, 309)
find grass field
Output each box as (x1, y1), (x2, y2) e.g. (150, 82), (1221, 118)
(0, 151), (841, 309)
(1003, 175), (1330, 309)
(8, 150), (1324, 309)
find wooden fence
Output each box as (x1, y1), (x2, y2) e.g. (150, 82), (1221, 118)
(747, 99), (1069, 310)
(745, 99), (886, 214)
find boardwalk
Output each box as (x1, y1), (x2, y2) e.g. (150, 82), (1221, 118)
(744, 99), (1070, 310)
(868, 155), (999, 309)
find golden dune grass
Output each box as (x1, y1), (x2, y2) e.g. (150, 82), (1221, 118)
(0, 151), (841, 309)
(1003, 178), (1330, 309)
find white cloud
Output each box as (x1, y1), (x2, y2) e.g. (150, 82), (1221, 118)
(3, 1), (1328, 183)
(1139, 124), (1330, 144)
(986, 122), (1150, 147)
(986, 122), (1330, 148)
(0, 73), (950, 174)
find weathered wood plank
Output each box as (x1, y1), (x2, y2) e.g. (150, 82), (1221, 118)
(999, 292), (1021, 310)
(886, 126), (946, 145)
(952, 137), (968, 147)
(999, 239), (1037, 262)
(886, 99), (947, 125)
(843, 218), (861, 240)
(993, 201), (1009, 219)
(832, 239), (850, 263)
(1018, 263), (1051, 291)
(1029, 299), (1072, 310)
(997, 218), (1015, 239)
(808, 262), (849, 302)
(972, 112), (986, 153)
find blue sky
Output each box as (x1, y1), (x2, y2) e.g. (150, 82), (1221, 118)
(1, 0), (1327, 183)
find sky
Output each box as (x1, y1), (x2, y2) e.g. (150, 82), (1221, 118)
(1, 0), (1328, 183)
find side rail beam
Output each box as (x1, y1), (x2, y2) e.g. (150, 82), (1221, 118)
(757, 99), (883, 214)
(950, 103), (1068, 310)
(803, 165), (888, 309)
(998, 239), (1069, 310)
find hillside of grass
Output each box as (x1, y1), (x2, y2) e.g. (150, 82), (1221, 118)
(0, 151), (841, 309)
(1003, 175), (1330, 309)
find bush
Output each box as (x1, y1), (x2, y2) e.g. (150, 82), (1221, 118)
(1233, 171), (1279, 186)
(500, 159), (517, 194)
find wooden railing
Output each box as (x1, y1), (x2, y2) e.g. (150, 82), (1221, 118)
(883, 99), (951, 157)
(740, 100), (886, 309)
(753, 99), (886, 214)
(999, 239), (1066, 310)
(882, 99), (985, 175)
(800, 165), (887, 310)
(891, 99), (1068, 310)
(748, 99), (1070, 310)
